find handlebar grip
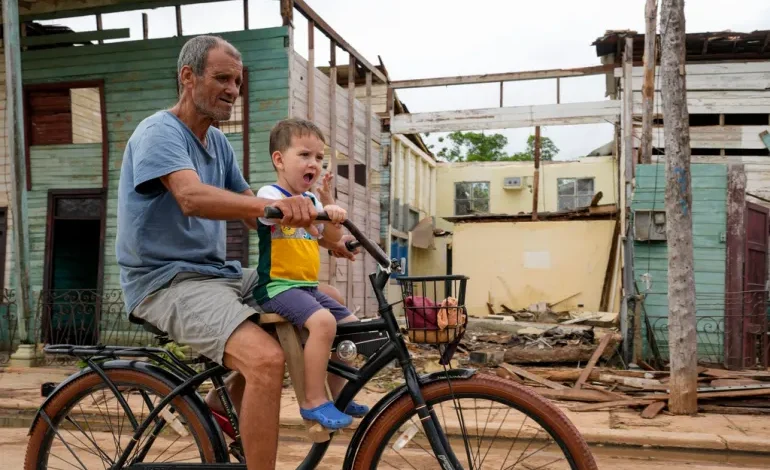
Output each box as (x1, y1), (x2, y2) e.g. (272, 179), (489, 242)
(327, 240), (361, 256)
(263, 206), (330, 221)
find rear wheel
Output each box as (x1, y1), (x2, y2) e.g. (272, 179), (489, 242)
(24, 368), (220, 469)
(351, 373), (597, 470)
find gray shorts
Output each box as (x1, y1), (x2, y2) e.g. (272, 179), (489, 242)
(131, 269), (262, 365)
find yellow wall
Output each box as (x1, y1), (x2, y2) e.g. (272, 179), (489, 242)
(452, 220), (617, 317)
(435, 156), (618, 227)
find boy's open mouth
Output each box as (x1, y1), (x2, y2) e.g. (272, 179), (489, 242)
(303, 173), (314, 184)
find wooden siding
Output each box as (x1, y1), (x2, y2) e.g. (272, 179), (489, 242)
(636, 126), (770, 150)
(616, 61), (770, 91)
(71, 87), (103, 144)
(3, 27), (291, 295)
(632, 163), (728, 359)
(0, 51), (12, 290)
(28, 144), (103, 293)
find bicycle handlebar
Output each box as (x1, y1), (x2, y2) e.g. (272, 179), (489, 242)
(263, 206), (391, 269)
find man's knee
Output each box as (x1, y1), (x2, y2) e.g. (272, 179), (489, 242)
(318, 283), (344, 306)
(223, 321), (285, 380)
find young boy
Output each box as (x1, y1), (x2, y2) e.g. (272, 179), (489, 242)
(254, 118), (363, 430)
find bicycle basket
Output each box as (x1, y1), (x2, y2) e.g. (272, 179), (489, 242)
(397, 275), (469, 345)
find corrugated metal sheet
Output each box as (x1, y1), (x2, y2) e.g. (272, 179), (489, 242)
(14, 27), (291, 293)
(632, 163), (728, 359)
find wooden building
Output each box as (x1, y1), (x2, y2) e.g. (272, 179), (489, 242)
(593, 30), (770, 368)
(0, 0), (385, 358)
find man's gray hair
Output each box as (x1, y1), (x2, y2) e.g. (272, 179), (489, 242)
(177, 35), (242, 88)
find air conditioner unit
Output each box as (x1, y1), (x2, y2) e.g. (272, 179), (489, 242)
(503, 176), (523, 190)
(634, 209), (667, 241)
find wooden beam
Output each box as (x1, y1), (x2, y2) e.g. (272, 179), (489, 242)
(634, 125), (770, 150)
(142, 12), (149, 39)
(499, 82), (504, 107)
(390, 100), (620, 134)
(328, 44), (338, 286)
(639, 0), (657, 165)
(307, 20), (315, 122)
(347, 55), (356, 309)
(175, 5), (182, 36)
(623, 38), (635, 180)
(96, 13), (104, 44)
(2, 0), (33, 342)
(725, 164), (746, 370)
(390, 64), (613, 89)
(21, 28), (130, 46)
(556, 77), (560, 104)
(620, 36), (634, 364)
(280, 0), (293, 26)
(364, 70), (372, 315)
(293, 0), (387, 84)
(243, 0), (249, 30)
(14, 0), (233, 21)
(532, 126), (540, 221)
(393, 134), (436, 167)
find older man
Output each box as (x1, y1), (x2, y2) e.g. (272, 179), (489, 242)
(116, 35), (355, 469)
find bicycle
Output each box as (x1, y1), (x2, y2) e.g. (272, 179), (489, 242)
(23, 209), (598, 469)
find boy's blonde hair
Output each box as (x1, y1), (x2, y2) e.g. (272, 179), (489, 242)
(269, 118), (326, 157)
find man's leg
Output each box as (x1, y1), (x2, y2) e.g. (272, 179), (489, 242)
(221, 321), (286, 470)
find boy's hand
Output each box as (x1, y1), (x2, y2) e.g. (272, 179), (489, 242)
(316, 172), (334, 205)
(323, 204), (347, 226)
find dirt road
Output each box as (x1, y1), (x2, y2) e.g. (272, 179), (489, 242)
(2, 427), (768, 470)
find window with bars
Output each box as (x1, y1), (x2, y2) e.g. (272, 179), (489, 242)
(454, 181), (490, 216)
(557, 177), (595, 211)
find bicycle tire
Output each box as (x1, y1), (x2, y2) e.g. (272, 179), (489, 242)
(24, 368), (219, 470)
(351, 373), (598, 470)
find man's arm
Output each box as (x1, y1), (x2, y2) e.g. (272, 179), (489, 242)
(240, 188), (258, 230)
(161, 169), (318, 233)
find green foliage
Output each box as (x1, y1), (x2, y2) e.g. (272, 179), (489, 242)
(430, 131), (559, 163)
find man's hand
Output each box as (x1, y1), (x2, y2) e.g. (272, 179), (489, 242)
(270, 196), (319, 237)
(327, 234), (360, 261)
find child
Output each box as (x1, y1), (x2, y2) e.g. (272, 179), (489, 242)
(254, 118), (362, 430)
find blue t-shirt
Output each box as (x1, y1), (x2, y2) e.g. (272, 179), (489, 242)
(116, 110), (251, 314)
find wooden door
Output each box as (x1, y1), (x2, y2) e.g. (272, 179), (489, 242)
(743, 202), (769, 368)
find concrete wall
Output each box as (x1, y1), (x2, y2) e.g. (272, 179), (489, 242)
(452, 219), (616, 317)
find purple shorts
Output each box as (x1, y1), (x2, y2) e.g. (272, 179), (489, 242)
(259, 286), (353, 328)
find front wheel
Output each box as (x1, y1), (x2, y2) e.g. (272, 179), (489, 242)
(351, 373), (597, 470)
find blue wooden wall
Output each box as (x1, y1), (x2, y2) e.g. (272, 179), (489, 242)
(632, 163), (728, 362)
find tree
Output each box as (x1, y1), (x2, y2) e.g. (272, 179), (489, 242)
(661, 0), (698, 415)
(432, 131), (558, 162)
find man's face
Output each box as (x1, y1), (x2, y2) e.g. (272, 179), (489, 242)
(188, 47), (243, 121)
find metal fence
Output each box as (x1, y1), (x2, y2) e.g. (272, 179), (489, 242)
(1, 289), (202, 367)
(643, 289), (769, 369)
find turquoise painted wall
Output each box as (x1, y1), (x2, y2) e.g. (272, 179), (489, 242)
(19, 27), (290, 299)
(632, 163), (728, 363)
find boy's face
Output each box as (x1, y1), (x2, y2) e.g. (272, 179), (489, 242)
(273, 133), (325, 194)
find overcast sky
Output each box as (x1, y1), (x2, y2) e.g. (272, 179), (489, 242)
(41, 0), (770, 160)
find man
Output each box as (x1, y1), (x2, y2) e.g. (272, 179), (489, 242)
(116, 35), (356, 470)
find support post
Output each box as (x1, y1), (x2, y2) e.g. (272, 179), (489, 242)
(620, 36), (635, 364)
(499, 82), (504, 107)
(556, 77), (561, 104)
(347, 55), (356, 309)
(661, 0), (698, 415)
(364, 71), (372, 316)
(243, 0), (249, 30)
(640, 0), (658, 165)
(142, 13), (149, 40)
(175, 5), (182, 36)
(281, 0), (294, 26)
(307, 20), (314, 122)
(3, 0), (34, 344)
(725, 164), (746, 370)
(96, 13), (104, 44)
(531, 126), (541, 220)
(327, 44), (338, 285)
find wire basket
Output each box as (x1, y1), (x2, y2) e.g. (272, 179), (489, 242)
(397, 275), (469, 345)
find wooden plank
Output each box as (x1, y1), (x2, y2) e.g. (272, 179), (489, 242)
(616, 61), (770, 78)
(16, 0), (234, 21)
(631, 90), (770, 115)
(636, 126), (770, 150)
(292, 0), (387, 84)
(346, 55), (355, 308)
(390, 100), (621, 134)
(500, 364), (567, 390)
(575, 333), (614, 389)
(306, 20), (314, 122)
(725, 164), (746, 369)
(364, 70), (372, 314)
(624, 70), (770, 91)
(327, 44), (337, 286)
(390, 64), (613, 89)
(573, 399), (657, 412)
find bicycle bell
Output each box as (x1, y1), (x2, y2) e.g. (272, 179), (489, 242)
(337, 340), (357, 360)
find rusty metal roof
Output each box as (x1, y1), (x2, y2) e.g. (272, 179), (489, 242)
(593, 29), (770, 64)
(443, 205), (618, 224)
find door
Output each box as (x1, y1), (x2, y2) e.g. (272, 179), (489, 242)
(42, 190), (106, 346)
(743, 202), (769, 368)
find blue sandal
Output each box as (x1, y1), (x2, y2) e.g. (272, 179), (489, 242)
(345, 401), (369, 417)
(300, 401), (353, 430)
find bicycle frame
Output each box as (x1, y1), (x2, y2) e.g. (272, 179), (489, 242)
(37, 217), (470, 470)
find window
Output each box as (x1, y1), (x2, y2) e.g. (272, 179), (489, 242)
(454, 181), (489, 216)
(25, 84), (103, 146)
(337, 163), (367, 186)
(557, 177), (595, 211)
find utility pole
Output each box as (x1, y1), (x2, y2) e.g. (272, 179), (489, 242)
(660, 0), (698, 415)
(532, 126), (541, 221)
(640, 0), (658, 164)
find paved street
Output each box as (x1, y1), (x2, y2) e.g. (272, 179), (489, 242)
(2, 427), (769, 470)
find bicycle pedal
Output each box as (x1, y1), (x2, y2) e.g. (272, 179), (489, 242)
(303, 420), (341, 443)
